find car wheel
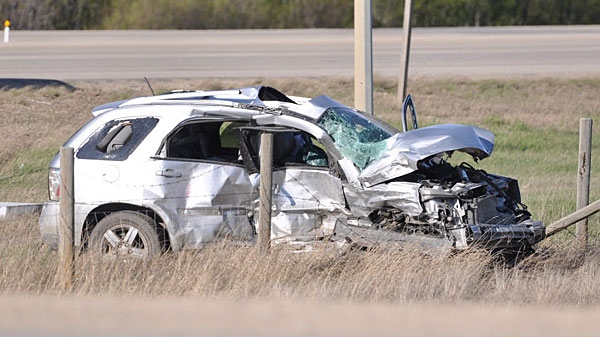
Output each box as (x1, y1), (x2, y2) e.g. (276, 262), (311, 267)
(89, 211), (161, 260)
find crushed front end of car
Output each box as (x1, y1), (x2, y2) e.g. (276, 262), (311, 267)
(319, 101), (545, 257)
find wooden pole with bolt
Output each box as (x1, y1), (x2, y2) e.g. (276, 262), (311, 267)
(576, 118), (592, 249)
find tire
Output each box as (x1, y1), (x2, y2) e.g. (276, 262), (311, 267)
(89, 211), (161, 260)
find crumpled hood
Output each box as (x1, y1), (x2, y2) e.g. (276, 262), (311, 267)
(358, 124), (494, 187)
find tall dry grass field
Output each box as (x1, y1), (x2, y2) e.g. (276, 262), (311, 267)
(1, 76), (600, 308)
(1, 213), (599, 305)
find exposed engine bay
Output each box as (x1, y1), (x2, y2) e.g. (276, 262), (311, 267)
(357, 155), (543, 254)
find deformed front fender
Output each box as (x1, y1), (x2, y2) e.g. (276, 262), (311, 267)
(359, 124), (495, 187)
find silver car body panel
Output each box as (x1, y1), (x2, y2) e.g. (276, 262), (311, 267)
(343, 181), (422, 217)
(267, 168), (347, 242)
(359, 124), (494, 187)
(291, 95), (347, 120)
(144, 160), (255, 250)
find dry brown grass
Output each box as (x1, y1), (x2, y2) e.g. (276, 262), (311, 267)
(2, 76), (600, 307)
(2, 214), (599, 305)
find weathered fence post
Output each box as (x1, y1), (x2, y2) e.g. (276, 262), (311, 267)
(258, 132), (274, 253)
(576, 118), (592, 249)
(58, 147), (75, 290)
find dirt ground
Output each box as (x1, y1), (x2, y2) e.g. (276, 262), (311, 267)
(0, 295), (598, 337)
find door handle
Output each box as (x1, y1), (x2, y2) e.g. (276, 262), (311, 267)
(155, 169), (182, 178)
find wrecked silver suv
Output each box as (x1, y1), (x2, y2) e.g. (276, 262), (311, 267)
(38, 86), (544, 259)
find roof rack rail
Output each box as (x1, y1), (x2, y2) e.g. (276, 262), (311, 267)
(235, 102), (286, 115)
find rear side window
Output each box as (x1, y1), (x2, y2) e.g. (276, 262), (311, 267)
(77, 117), (159, 161)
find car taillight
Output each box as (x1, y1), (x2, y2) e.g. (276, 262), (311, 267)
(48, 168), (61, 201)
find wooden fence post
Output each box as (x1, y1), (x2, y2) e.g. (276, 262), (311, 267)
(258, 132), (274, 253)
(58, 147), (75, 291)
(576, 118), (592, 249)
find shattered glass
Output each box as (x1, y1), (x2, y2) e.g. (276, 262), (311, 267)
(317, 107), (392, 170)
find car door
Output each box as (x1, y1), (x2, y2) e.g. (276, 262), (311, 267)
(144, 120), (256, 250)
(238, 128), (348, 243)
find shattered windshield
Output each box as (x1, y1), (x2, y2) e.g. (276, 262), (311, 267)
(317, 107), (396, 170)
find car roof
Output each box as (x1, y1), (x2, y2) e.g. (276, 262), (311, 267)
(91, 85), (346, 121)
(94, 86), (300, 114)
(54, 87), (347, 169)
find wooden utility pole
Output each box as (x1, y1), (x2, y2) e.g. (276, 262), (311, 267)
(258, 132), (274, 253)
(397, 0), (413, 102)
(58, 147), (75, 291)
(576, 118), (592, 249)
(354, 0), (373, 115)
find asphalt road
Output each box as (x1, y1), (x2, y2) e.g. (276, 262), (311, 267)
(0, 26), (598, 80)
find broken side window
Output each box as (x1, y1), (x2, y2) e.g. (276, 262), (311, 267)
(290, 134), (329, 167)
(218, 121), (246, 159)
(77, 117), (159, 161)
(238, 129), (329, 171)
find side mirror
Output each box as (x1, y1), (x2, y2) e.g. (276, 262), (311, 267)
(401, 94), (418, 132)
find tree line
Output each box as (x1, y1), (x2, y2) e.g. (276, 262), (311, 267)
(1, 0), (598, 30)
